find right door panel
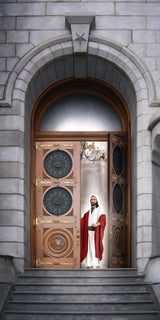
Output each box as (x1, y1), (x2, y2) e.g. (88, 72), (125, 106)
(108, 133), (130, 268)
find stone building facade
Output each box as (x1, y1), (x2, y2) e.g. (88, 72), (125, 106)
(0, 0), (160, 296)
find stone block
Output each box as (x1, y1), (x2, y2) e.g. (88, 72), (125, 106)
(143, 57), (156, 73)
(147, 16), (160, 30)
(0, 17), (15, 30)
(137, 210), (152, 227)
(128, 43), (145, 58)
(47, 2), (114, 15)
(0, 72), (9, 85)
(137, 242), (152, 258)
(137, 99), (153, 116)
(17, 16), (65, 30)
(0, 242), (24, 258)
(116, 3), (160, 16)
(137, 177), (152, 195)
(0, 58), (6, 72)
(137, 130), (151, 149)
(0, 115), (24, 131)
(0, 131), (24, 147)
(0, 194), (24, 211)
(88, 41), (98, 56)
(147, 44), (160, 57)
(11, 100), (25, 116)
(50, 43), (63, 59)
(62, 41), (73, 57)
(138, 258), (150, 273)
(0, 147), (24, 162)
(137, 115), (152, 132)
(7, 31), (29, 43)
(7, 57), (19, 71)
(0, 226), (24, 242)
(16, 43), (34, 58)
(136, 88), (148, 102)
(30, 30), (69, 46)
(137, 146), (152, 164)
(0, 86), (4, 100)
(15, 79), (28, 93)
(96, 16), (146, 30)
(0, 178), (24, 194)
(137, 194), (152, 211)
(12, 88), (25, 101)
(91, 30), (131, 46)
(0, 210), (24, 227)
(0, 31), (6, 43)
(0, 3), (45, 16)
(133, 30), (156, 44)
(0, 44), (15, 57)
(137, 226), (152, 243)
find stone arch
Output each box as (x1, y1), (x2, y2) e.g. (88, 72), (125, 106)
(2, 35), (155, 271)
(0, 35), (157, 108)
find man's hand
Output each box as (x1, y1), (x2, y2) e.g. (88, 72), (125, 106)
(92, 222), (101, 228)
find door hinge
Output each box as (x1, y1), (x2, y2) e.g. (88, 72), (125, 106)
(76, 230), (80, 246)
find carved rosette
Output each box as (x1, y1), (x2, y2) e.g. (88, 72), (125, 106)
(43, 149), (73, 179)
(43, 186), (72, 216)
(43, 228), (73, 258)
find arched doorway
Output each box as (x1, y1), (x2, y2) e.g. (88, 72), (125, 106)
(30, 78), (131, 269)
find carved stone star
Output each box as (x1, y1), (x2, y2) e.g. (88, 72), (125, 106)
(74, 32), (87, 45)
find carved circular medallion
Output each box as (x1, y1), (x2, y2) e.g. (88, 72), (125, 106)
(113, 145), (123, 176)
(43, 186), (72, 215)
(113, 183), (123, 214)
(51, 235), (66, 251)
(43, 149), (72, 179)
(43, 228), (73, 258)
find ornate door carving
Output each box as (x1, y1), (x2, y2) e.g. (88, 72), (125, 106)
(34, 141), (81, 268)
(108, 133), (130, 268)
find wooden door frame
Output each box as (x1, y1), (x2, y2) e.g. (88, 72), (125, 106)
(30, 78), (131, 268)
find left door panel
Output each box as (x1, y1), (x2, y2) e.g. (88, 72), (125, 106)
(34, 141), (81, 268)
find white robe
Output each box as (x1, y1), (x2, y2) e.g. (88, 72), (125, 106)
(82, 206), (103, 268)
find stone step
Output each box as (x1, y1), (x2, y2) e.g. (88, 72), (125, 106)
(2, 269), (159, 320)
(23, 268), (138, 276)
(7, 300), (155, 312)
(10, 291), (152, 302)
(18, 274), (144, 284)
(14, 282), (148, 293)
(3, 310), (159, 320)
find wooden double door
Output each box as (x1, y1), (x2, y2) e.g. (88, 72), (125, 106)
(32, 134), (130, 268)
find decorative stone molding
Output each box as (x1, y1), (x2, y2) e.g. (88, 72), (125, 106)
(65, 16), (95, 53)
(0, 33), (156, 109)
(148, 110), (160, 166)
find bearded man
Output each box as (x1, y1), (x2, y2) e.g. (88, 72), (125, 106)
(81, 195), (106, 268)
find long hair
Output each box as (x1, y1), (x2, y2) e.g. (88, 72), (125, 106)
(91, 195), (99, 208)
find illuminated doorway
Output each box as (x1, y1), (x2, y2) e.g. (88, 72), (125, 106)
(31, 78), (131, 268)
